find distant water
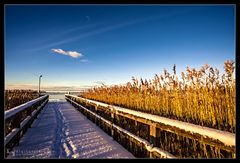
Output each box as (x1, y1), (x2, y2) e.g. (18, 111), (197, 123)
(47, 92), (80, 99)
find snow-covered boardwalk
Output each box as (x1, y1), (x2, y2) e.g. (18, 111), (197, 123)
(8, 99), (135, 159)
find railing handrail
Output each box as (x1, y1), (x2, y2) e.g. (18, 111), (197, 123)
(5, 94), (49, 120)
(65, 94), (235, 147)
(65, 95), (176, 158)
(5, 95), (49, 157)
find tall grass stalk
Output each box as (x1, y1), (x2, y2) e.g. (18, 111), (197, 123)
(80, 61), (235, 133)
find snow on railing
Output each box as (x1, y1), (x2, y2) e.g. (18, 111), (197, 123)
(4, 128), (20, 146)
(4, 95), (49, 153)
(5, 94), (49, 120)
(65, 95), (176, 158)
(65, 94), (235, 147)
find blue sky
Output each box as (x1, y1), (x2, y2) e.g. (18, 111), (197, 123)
(5, 4), (235, 91)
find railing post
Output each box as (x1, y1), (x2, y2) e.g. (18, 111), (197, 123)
(111, 108), (116, 137)
(11, 115), (21, 130)
(95, 104), (98, 112)
(150, 151), (153, 158)
(5, 95), (49, 157)
(149, 145), (155, 158)
(149, 123), (157, 147)
(135, 120), (139, 137)
(111, 108), (116, 123)
(94, 105), (98, 124)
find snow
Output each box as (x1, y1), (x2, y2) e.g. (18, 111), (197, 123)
(151, 148), (176, 158)
(31, 110), (37, 117)
(5, 128), (20, 146)
(7, 99), (135, 159)
(67, 98), (175, 158)
(5, 95), (49, 120)
(20, 116), (31, 128)
(66, 94), (235, 147)
(5, 98), (48, 148)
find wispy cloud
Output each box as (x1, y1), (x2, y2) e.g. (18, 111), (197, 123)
(80, 59), (89, 63)
(51, 49), (83, 58)
(31, 9), (193, 51)
(44, 10), (192, 48)
(31, 14), (174, 51)
(27, 23), (102, 52)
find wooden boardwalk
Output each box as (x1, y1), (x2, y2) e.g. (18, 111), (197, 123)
(7, 99), (134, 159)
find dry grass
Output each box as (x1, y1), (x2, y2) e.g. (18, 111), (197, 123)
(80, 60), (235, 133)
(4, 89), (39, 111)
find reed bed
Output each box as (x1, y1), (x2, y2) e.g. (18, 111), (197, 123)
(4, 90), (40, 111)
(71, 96), (235, 158)
(80, 60), (235, 133)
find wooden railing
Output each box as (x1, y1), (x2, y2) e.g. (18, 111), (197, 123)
(65, 94), (175, 158)
(4, 94), (49, 156)
(65, 94), (235, 158)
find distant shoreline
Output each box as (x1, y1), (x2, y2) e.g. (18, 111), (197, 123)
(46, 91), (82, 94)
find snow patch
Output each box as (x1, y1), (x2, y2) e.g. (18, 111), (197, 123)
(66, 97), (175, 158)
(5, 95), (48, 120)
(5, 128), (20, 146)
(9, 99), (134, 159)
